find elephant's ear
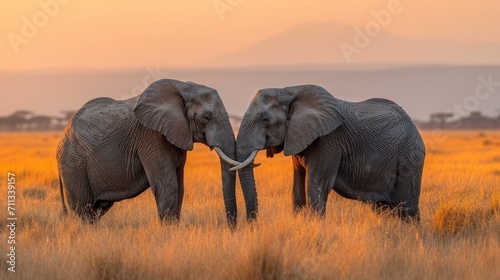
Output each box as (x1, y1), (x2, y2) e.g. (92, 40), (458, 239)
(134, 79), (194, 151)
(283, 85), (344, 156)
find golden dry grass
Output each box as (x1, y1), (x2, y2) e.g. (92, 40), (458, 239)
(0, 131), (499, 279)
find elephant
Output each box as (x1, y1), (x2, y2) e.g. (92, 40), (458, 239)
(231, 85), (426, 221)
(57, 79), (247, 228)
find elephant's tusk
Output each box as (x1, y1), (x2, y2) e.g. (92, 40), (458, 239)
(229, 150), (259, 171)
(214, 147), (241, 166)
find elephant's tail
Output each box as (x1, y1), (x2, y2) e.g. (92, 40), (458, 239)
(59, 174), (68, 216)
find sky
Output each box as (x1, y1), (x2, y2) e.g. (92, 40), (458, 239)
(1, 0), (500, 70)
(1, 1), (499, 120)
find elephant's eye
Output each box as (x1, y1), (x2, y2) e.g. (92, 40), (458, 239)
(202, 114), (211, 123)
(262, 117), (270, 126)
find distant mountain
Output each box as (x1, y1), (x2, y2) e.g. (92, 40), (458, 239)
(204, 22), (500, 67)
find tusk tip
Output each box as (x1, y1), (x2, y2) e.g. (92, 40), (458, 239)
(230, 150), (259, 171)
(229, 162), (261, 171)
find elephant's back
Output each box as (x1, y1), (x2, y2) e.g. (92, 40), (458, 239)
(341, 98), (425, 175)
(56, 99), (114, 159)
(73, 97), (123, 129)
(71, 97), (139, 139)
(59, 97), (141, 158)
(360, 99), (425, 151)
(344, 98), (417, 141)
(338, 99), (422, 175)
(362, 98), (416, 128)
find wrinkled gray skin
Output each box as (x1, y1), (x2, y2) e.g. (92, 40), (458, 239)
(236, 85), (426, 221)
(57, 79), (243, 228)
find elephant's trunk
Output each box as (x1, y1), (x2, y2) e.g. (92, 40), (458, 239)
(236, 138), (259, 221)
(215, 127), (238, 229)
(220, 159), (237, 228)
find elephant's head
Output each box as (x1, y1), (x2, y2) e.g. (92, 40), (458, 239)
(133, 79), (241, 228)
(232, 85), (345, 217)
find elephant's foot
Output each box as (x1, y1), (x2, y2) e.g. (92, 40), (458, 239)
(77, 212), (102, 225)
(371, 201), (392, 215)
(398, 207), (420, 224)
(293, 204), (307, 214)
(159, 210), (180, 225)
(371, 201), (421, 224)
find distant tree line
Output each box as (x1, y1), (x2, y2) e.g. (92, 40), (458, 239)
(0, 110), (242, 132)
(415, 111), (500, 130)
(1, 110), (500, 131)
(0, 110), (75, 131)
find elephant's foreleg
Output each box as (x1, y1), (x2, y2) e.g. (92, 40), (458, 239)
(306, 171), (331, 216)
(140, 146), (182, 223)
(292, 156), (306, 212)
(145, 167), (180, 223)
(153, 177), (180, 223)
(307, 185), (328, 216)
(306, 156), (340, 216)
(176, 166), (185, 215)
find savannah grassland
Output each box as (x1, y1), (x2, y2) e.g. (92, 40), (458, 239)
(0, 131), (499, 280)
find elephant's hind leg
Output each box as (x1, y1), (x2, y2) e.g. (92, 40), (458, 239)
(76, 204), (100, 224)
(371, 200), (418, 222)
(393, 155), (424, 222)
(63, 171), (103, 224)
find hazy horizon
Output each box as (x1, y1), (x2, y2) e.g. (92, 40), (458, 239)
(2, 64), (500, 122)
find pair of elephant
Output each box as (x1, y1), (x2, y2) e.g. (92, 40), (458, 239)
(57, 79), (425, 228)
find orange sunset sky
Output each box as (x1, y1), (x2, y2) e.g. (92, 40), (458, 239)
(1, 0), (499, 70)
